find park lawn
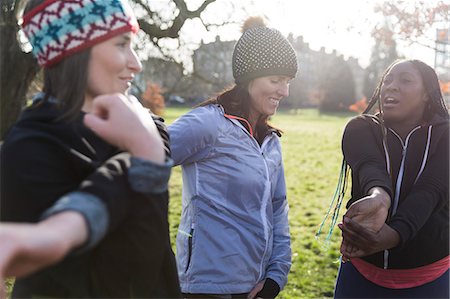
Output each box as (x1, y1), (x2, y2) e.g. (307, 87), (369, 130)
(164, 107), (354, 299)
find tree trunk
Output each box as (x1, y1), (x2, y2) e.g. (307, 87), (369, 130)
(0, 22), (39, 139)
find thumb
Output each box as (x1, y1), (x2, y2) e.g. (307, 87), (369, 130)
(345, 201), (362, 218)
(83, 113), (108, 137)
(345, 209), (356, 219)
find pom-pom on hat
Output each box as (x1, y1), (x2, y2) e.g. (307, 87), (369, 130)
(21, 0), (139, 67)
(232, 16), (298, 84)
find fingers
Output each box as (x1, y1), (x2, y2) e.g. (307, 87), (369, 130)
(248, 286), (259, 299)
(83, 113), (109, 137)
(339, 234), (363, 259)
(341, 218), (377, 249)
(344, 217), (370, 237)
(339, 225), (357, 261)
(247, 280), (265, 299)
(85, 94), (164, 162)
(346, 248), (366, 258)
(338, 229), (353, 253)
(83, 94), (124, 138)
(247, 288), (258, 299)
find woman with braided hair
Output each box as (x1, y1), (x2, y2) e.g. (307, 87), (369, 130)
(329, 59), (449, 298)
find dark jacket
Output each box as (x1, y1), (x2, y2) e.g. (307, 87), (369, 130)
(0, 98), (181, 298)
(343, 114), (449, 269)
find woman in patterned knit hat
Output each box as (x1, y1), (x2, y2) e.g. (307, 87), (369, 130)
(0, 0), (180, 297)
(169, 17), (297, 298)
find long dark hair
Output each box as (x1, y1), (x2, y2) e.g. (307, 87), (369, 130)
(317, 59), (449, 241)
(198, 83), (282, 143)
(23, 0), (91, 122)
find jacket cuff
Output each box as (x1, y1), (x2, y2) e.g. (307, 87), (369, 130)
(362, 181), (393, 200)
(388, 219), (410, 247)
(128, 157), (173, 194)
(40, 191), (109, 254)
(347, 181), (393, 209)
(256, 278), (280, 298)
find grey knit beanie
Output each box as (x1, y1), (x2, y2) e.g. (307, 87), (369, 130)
(232, 17), (298, 84)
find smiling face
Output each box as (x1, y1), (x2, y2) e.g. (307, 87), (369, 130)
(380, 61), (428, 128)
(247, 75), (291, 123)
(84, 32), (142, 110)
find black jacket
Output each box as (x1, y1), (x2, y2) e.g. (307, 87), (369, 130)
(0, 99), (181, 297)
(343, 114), (449, 269)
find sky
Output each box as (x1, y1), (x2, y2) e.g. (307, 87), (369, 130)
(166, 0), (444, 69)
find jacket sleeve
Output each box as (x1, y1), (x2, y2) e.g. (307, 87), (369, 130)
(1, 136), (92, 223)
(41, 154), (173, 252)
(39, 113), (174, 252)
(265, 159), (291, 291)
(1, 113), (173, 252)
(388, 129), (449, 245)
(168, 106), (218, 166)
(342, 116), (393, 204)
(152, 113), (171, 158)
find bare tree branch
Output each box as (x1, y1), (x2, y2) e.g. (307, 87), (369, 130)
(137, 0), (217, 39)
(133, 0), (156, 20)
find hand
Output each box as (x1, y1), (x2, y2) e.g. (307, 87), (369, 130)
(248, 280), (265, 299)
(340, 187), (390, 261)
(338, 216), (400, 258)
(0, 212), (87, 283)
(345, 187), (391, 234)
(83, 94), (165, 164)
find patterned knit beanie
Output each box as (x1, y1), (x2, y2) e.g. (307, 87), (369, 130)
(232, 17), (298, 84)
(22, 0), (139, 67)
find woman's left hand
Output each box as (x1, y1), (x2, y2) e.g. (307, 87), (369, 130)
(338, 217), (400, 258)
(0, 212), (87, 282)
(84, 94), (165, 163)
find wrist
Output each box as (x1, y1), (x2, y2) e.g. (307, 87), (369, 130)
(38, 211), (88, 254)
(384, 225), (400, 249)
(369, 187), (391, 209)
(127, 134), (165, 164)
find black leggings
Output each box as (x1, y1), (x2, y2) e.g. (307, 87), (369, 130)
(182, 293), (248, 299)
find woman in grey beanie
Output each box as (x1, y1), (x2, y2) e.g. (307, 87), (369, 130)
(169, 17), (297, 298)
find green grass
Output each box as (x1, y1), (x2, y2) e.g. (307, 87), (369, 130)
(164, 107), (354, 298)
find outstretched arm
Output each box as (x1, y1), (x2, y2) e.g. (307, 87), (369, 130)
(0, 94), (170, 290)
(342, 117), (393, 232)
(0, 212), (87, 286)
(340, 117), (393, 259)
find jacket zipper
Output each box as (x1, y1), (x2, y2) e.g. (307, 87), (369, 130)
(185, 225), (194, 272)
(256, 138), (273, 281)
(223, 109), (274, 280)
(383, 126), (421, 269)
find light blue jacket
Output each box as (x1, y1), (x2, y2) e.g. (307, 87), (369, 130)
(169, 104), (291, 294)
